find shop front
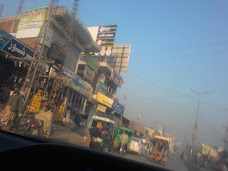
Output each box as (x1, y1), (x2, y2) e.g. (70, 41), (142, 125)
(0, 28), (47, 108)
(53, 69), (94, 123)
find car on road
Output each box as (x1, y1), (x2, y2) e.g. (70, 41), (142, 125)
(128, 137), (146, 155)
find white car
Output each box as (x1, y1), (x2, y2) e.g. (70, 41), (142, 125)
(128, 137), (146, 155)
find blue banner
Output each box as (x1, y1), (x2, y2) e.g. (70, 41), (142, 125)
(0, 29), (46, 74)
(3, 38), (34, 59)
(112, 100), (125, 115)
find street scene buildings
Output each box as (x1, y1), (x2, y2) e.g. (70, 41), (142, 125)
(0, 1), (227, 171)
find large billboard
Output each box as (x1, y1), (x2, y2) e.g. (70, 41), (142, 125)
(85, 25), (117, 56)
(16, 7), (48, 39)
(108, 44), (131, 72)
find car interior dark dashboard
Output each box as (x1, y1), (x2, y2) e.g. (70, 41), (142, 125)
(0, 130), (170, 171)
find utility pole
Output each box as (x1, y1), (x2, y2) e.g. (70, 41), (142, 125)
(72, 0), (79, 17)
(22, 0), (59, 102)
(123, 87), (127, 106)
(190, 89), (210, 161)
(17, 0), (24, 15)
(0, 4), (4, 18)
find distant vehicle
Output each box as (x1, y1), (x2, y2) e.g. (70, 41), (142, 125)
(128, 137), (146, 155)
(112, 126), (134, 150)
(89, 115), (116, 152)
(150, 135), (170, 166)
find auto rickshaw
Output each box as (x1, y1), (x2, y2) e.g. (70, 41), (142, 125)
(150, 135), (170, 166)
(89, 115), (116, 152)
(112, 126), (134, 151)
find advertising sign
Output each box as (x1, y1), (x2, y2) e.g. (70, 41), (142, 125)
(109, 44), (131, 72)
(96, 92), (113, 108)
(16, 7), (48, 39)
(63, 69), (93, 99)
(96, 25), (117, 56)
(97, 104), (107, 113)
(112, 100), (125, 115)
(83, 25), (117, 56)
(3, 38), (34, 59)
(0, 29), (46, 74)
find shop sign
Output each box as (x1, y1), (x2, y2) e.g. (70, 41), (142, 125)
(16, 7), (48, 39)
(110, 71), (124, 86)
(97, 81), (108, 95)
(63, 69), (93, 99)
(96, 92), (113, 108)
(97, 104), (107, 113)
(0, 29), (46, 74)
(85, 66), (95, 83)
(112, 100), (125, 115)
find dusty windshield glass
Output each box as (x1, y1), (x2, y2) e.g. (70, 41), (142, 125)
(0, 0), (227, 170)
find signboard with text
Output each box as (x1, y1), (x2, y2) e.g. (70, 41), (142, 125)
(16, 7), (48, 39)
(112, 100), (125, 115)
(0, 29), (46, 74)
(82, 25), (117, 56)
(63, 69), (93, 99)
(96, 92), (113, 108)
(97, 104), (107, 113)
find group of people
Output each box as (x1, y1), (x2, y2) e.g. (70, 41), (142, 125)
(0, 84), (54, 138)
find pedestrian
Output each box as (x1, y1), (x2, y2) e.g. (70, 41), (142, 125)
(119, 131), (129, 152)
(1, 84), (25, 130)
(35, 104), (53, 138)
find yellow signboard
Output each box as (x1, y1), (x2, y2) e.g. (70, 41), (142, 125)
(96, 92), (114, 108)
(97, 104), (107, 113)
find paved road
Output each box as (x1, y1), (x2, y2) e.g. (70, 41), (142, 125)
(120, 153), (189, 171)
(51, 123), (85, 146)
(52, 124), (190, 171)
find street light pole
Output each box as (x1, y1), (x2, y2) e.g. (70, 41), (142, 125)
(190, 89), (209, 161)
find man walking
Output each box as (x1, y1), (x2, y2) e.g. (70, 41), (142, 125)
(2, 84), (25, 130)
(120, 131), (129, 153)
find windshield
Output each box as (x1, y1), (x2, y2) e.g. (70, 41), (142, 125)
(0, 0), (227, 170)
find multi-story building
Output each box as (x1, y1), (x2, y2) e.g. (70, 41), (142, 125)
(0, 6), (100, 122)
(76, 54), (125, 127)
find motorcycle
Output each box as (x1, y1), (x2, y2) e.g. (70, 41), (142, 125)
(15, 112), (43, 137)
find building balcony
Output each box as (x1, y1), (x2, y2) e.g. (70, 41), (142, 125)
(98, 61), (113, 74)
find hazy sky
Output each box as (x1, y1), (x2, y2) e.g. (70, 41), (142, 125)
(1, 0), (228, 146)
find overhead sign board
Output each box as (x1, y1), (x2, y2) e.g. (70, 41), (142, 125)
(82, 25), (117, 56)
(0, 29), (46, 74)
(112, 100), (125, 115)
(16, 7), (48, 39)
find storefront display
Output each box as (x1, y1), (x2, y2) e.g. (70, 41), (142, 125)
(29, 90), (42, 113)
